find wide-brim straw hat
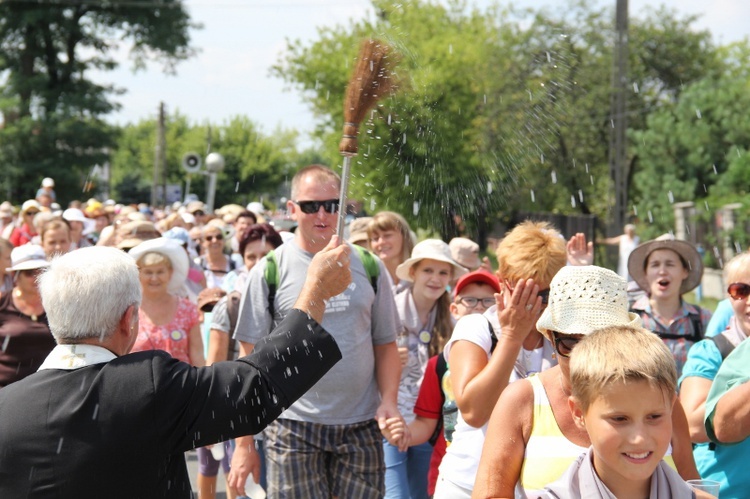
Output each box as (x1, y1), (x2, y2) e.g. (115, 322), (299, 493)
(128, 238), (189, 295)
(537, 265), (641, 342)
(627, 236), (703, 295)
(396, 239), (468, 283)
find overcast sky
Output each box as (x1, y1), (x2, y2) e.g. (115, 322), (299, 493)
(97, 0), (750, 143)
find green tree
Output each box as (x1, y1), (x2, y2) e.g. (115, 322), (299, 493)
(272, 0), (721, 243)
(0, 0), (195, 205)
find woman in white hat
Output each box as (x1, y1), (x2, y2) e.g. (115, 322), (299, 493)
(0, 244), (54, 387)
(128, 238), (204, 367)
(627, 236), (712, 377)
(384, 239), (467, 499)
(472, 265), (699, 498)
(9, 200), (41, 247)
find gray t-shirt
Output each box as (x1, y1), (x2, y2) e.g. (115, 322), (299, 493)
(234, 239), (399, 425)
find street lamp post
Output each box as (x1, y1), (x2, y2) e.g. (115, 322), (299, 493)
(205, 152), (225, 213)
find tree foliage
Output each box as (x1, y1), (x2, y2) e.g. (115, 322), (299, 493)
(0, 0), (195, 205)
(272, 0), (721, 241)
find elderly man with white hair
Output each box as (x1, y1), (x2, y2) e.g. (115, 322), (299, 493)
(0, 237), (350, 498)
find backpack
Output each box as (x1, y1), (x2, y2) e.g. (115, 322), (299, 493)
(264, 244), (380, 320)
(437, 317), (498, 445)
(639, 306), (705, 343)
(707, 332), (736, 361)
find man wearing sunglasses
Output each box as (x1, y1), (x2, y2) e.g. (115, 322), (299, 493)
(231, 164), (402, 498)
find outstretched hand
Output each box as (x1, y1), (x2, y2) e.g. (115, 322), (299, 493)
(566, 232), (593, 266)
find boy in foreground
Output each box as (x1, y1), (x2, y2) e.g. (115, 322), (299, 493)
(543, 326), (696, 498)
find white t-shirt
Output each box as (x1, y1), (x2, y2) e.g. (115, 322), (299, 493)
(437, 306), (556, 491)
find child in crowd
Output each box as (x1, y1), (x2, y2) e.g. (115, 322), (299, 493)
(381, 269), (501, 497)
(543, 326), (695, 498)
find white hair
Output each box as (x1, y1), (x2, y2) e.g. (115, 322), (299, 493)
(39, 246), (142, 342)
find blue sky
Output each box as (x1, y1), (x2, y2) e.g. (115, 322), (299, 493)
(96, 0), (750, 144)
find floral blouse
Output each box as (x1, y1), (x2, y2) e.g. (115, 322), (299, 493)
(131, 297), (200, 364)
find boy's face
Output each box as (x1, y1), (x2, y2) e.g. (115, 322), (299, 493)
(450, 282), (496, 319)
(569, 379), (675, 496)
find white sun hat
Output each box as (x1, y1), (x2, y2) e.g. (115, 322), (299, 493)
(396, 239), (468, 283)
(128, 238), (189, 295)
(7, 245), (50, 272)
(536, 265), (641, 342)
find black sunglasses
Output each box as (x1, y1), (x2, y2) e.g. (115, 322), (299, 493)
(457, 296), (496, 309)
(728, 283), (750, 301)
(294, 199), (340, 215)
(204, 234), (224, 242)
(552, 333), (581, 358)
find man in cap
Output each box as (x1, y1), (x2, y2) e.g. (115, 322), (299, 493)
(35, 177), (56, 205)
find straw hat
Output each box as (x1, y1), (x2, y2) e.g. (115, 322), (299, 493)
(6, 245), (50, 272)
(347, 217), (372, 246)
(627, 235), (703, 295)
(536, 265), (641, 342)
(396, 239), (468, 283)
(449, 237), (481, 270)
(128, 238), (188, 294)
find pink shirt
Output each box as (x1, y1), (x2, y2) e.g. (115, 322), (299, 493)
(131, 297), (200, 364)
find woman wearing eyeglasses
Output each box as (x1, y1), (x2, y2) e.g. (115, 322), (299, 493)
(9, 200), (42, 247)
(431, 221), (563, 499)
(197, 223), (237, 289)
(678, 251), (750, 498)
(0, 245), (54, 387)
(381, 239), (467, 499)
(472, 265), (699, 498)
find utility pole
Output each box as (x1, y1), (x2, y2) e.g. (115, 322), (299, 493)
(152, 102), (166, 207)
(608, 0), (629, 235)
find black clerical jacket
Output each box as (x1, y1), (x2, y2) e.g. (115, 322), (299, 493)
(0, 309), (342, 498)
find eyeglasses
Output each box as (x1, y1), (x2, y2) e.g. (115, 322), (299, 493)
(192, 211), (205, 217)
(204, 234), (224, 242)
(25, 211), (40, 216)
(502, 279), (550, 305)
(728, 283), (750, 301)
(457, 296), (496, 309)
(553, 333), (581, 358)
(294, 199), (340, 215)
(19, 268), (43, 278)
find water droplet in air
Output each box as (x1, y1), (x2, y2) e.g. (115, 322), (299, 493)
(404, 174), (409, 187)
(1, 336), (9, 352)
(696, 109), (702, 119)
(648, 211), (654, 223)
(712, 164), (718, 174)
(668, 191), (674, 203)
(413, 201), (420, 216)
(530, 190), (536, 203)
(633, 82), (639, 93)
(551, 171), (557, 184)
(487, 182), (493, 195)
(570, 196), (576, 208)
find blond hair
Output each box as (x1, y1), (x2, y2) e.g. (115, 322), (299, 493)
(495, 221), (566, 284)
(367, 211), (415, 264)
(570, 325), (677, 411)
(290, 165), (341, 200)
(724, 251), (750, 284)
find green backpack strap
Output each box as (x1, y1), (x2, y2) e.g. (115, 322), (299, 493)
(264, 250), (278, 320)
(353, 245), (379, 294)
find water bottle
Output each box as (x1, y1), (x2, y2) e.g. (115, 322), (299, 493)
(244, 478), (266, 499)
(209, 443), (225, 461)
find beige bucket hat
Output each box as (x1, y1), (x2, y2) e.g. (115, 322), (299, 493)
(396, 239), (468, 283)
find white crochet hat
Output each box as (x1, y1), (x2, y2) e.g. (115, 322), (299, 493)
(536, 265), (641, 342)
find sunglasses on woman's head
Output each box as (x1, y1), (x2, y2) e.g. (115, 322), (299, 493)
(294, 199), (339, 215)
(728, 283), (750, 301)
(552, 333), (581, 358)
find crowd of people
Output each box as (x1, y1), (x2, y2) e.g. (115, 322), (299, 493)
(0, 169), (747, 499)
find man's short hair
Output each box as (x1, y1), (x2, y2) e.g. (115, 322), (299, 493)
(290, 165), (341, 200)
(495, 221), (566, 285)
(570, 325), (677, 412)
(39, 247), (141, 342)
